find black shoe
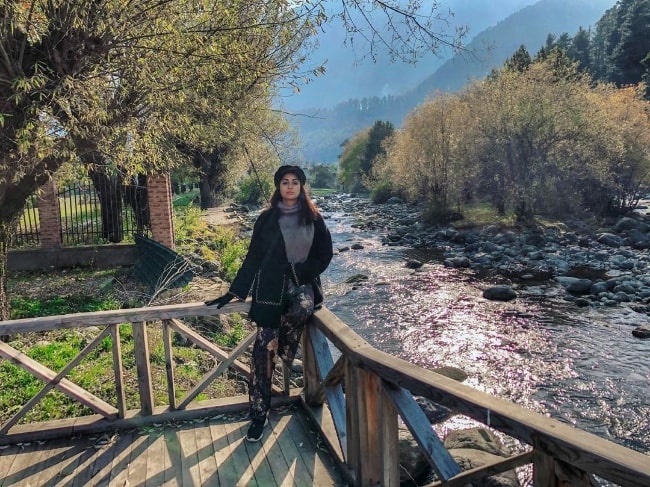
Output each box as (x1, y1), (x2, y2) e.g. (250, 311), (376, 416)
(246, 418), (267, 443)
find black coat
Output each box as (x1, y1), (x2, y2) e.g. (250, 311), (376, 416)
(228, 207), (333, 328)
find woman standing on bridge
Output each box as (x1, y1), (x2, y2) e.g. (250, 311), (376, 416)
(205, 165), (333, 442)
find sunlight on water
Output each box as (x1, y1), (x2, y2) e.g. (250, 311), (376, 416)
(321, 209), (650, 457)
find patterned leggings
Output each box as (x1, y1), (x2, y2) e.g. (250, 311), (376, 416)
(249, 282), (314, 421)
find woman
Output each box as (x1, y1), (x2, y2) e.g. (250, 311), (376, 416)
(205, 165), (333, 442)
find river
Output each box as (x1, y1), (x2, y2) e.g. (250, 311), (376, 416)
(319, 204), (650, 462)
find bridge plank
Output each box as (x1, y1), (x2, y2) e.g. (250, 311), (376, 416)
(127, 433), (151, 485)
(0, 444), (17, 486)
(0, 326), (112, 433)
(259, 414), (297, 486)
(176, 329), (257, 409)
(32, 441), (80, 486)
(162, 320), (177, 410)
(194, 418), (219, 486)
(289, 405), (346, 486)
(308, 326), (347, 456)
(0, 301), (252, 335)
(223, 418), (259, 485)
(268, 412), (316, 486)
(177, 422), (201, 486)
(163, 426), (184, 486)
(144, 428), (170, 487)
(71, 438), (103, 487)
(110, 324), (127, 418)
(88, 434), (124, 486)
(209, 419), (240, 486)
(107, 430), (140, 486)
(313, 306), (650, 487)
(132, 321), (155, 416)
(430, 450), (536, 487)
(167, 318), (272, 391)
(2, 441), (41, 486)
(242, 427), (277, 485)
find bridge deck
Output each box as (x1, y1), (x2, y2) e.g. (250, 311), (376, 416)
(0, 406), (345, 487)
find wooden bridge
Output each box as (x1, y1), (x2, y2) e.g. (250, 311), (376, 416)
(1, 302), (649, 486)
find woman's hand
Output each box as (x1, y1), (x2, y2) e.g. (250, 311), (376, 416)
(204, 294), (234, 308)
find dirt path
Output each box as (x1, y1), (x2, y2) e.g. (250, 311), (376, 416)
(202, 205), (242, 226)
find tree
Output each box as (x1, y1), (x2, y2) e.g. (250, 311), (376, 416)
(568, 27), (592, 73)
(0, 0), (467, 320)
(609, 0), (650, 87)
(338, 129), (369, 192)
(378, 49), (650, 223)
(379, 92), (470, 222)
(361, 120), (394, 177)
(0, 0), (311, 319)
(505, 45), (532, 73)
(309, 164), (337, 189)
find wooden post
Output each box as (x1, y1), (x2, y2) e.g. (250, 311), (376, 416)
(301, 324), (325, 405)
(346, 364), (361, 486)
(110, 324), (126, 418)
(381, 384), (399, 485)
(132, 321), (154, 415)
(162, 320), (176, 410)
(533, 450), (560, 487)
(346, 366), (397, 486)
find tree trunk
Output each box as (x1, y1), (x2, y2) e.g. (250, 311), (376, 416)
(199, 177), (217, 210)
(89, 169), (125, 243)
(193, 146), (230, 210)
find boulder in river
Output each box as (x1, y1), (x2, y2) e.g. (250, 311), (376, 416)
(483, 285), (517, 301)
(632, 326), (650, 339)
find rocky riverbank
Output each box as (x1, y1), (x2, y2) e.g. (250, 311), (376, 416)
(316, 194), (650, 337)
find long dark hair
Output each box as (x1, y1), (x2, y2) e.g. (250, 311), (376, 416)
(269, 179), (320, 225)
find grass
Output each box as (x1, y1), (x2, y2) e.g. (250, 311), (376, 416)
(310, 187), (337, 197)
(10, 295), (121, 319)
(450, 203), (518, 230)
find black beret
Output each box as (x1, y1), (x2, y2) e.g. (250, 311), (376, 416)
(274, 165), (306, 187)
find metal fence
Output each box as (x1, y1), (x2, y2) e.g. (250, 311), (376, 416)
(13, 179), (150, 249)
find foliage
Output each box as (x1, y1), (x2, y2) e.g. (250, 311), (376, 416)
(377, 91), (472, 222)
(173, 190), (201, 210)
(375, 52), (650, 222)
(173, 205), (248, 283)
(369, 180), (396, 204)
(541, 0), (650, 97)
(235, 173), (274, 206)
(10, 295), (120, 319)
(211, 313), (249, 348)
(309, 164), (338, 189)
(338, 129), (370, 192)
(336, 120), (394, 193)
(0, 0), (469, 319)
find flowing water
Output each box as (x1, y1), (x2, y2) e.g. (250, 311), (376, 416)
(320, 207), (650, 460)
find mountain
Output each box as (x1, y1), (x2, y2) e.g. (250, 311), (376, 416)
(283, 0), (540, 112)
(290, 0), (616, 163)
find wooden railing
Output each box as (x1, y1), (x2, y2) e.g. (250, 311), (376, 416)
(305, 307), (650, 487)
(0, 302), (294, 444)
(1, 302), (649, 487)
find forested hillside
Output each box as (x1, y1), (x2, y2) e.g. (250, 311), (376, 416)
(294, 0), (613, 163)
